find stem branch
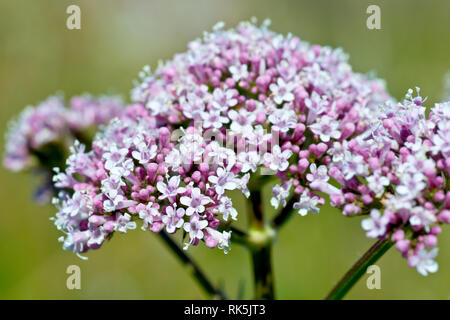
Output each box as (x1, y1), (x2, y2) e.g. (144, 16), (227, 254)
(271, 197), (297, 230)
(157, 230), (227, 300)
(325, 238), (393, 300)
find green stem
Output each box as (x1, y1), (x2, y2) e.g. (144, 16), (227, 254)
(229, 226), (250, 247)
(251, 244), (275, 299)
(157, 231), (227, 300)
(248, 190), (264, 229)
(248, 190), (275, 300)
(325, 238), (393, 300)
(271, 196), (297, 230)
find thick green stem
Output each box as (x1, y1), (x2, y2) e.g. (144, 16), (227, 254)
(248, 190), (275, 300)
(325, 238), (393, 300)
(251, 244), (275, 299)
(157, 231), (227, 300)
(248, 190), (264, 229)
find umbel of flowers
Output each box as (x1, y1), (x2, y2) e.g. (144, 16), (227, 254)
(3, 94), (124, 202)
(4, 94), (124, 172)
(4, 20), (450, 300)
(51, 20), (392, 258)
(327, 89), (450, 276)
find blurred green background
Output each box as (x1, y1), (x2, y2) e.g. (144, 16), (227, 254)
(1, 0), (450, 299)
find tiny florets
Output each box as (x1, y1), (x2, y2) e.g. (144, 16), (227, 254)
(3, 94), (124, 172)
(53, 20), (392, 256)
(329, 88), (450, 275)
(3, 94), (124, 203)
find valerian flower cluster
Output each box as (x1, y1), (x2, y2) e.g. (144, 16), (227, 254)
(51, 20), (391, 258)
(3, 94), (124, 203)
(328, 89), (450, 275)
(3, 20), (449, 276)
(3, 94), (124, 172)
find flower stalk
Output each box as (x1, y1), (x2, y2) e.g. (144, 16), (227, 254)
(325, 238), (393, 300)
(248, 190), (276, 300)
(251, 244), (275, 300)
(271, 197), (297, 231)
(158, 230), (227, 300)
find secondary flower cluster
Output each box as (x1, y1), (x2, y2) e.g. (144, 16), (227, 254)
(3, 94), (124, 172)
(53, 105), (242, 256)
(52, 20), (392, 256)
(328, 88), (450, 275)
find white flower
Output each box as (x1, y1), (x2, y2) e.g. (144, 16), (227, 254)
(206, 227), (232, 254)
(263, 145), (293, 172)
(409, 206), (437, 231)
(103, 144), (129, 170)
(131, 142), (157, 164)
(146, 91), (171, 116)
(229, 64), (248, 82)
(238, 150), (260, 173)
(342, 151), (368, 180)
(179, 140), (204, 164)
(101, 174), (125, 199)
(309, 115), (341, 142)
(268, 107), (297, 133)
(139, 203), (161, 231)
(228, 109), (256, 134)
(103, 195), (136, 212)
(277, 59), (297, 81)
(162, 205), (185, 233)
(269, 78), (295, 104)
(180, 187), (212, 216)
(165, 148), (182, 170)
(63, 191), (92, 222)
(208, 141), (237, 168)
(215, 196), (238, 221)
(157, 175), (186, 202)
(201, 110), (229, 129)
(234, 173), (250, 198)
(180, 93), (205, 120)
(293, 191), (320, 216)
(432, 121), (450, 156)
(328, 141), (348, 163)
(208, 167), (238, 195)
(361, 209), (389, 238)
(183, 215), (209, 240)
(304, 91), (328, 124)
(87, 227), (106, 247)
(409, 248), (439, 276)
(115, 213), (137, 233)
(270, 181), (292, 209)
(211, 88), (237, 111)
(306, 163), (329, 190)
(367, 171), (390, 197)
(60, 231), (90, 255)
(396, 172), (426, 200)
(109, 158), (134, 178)
(404, 153), (435, 174)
